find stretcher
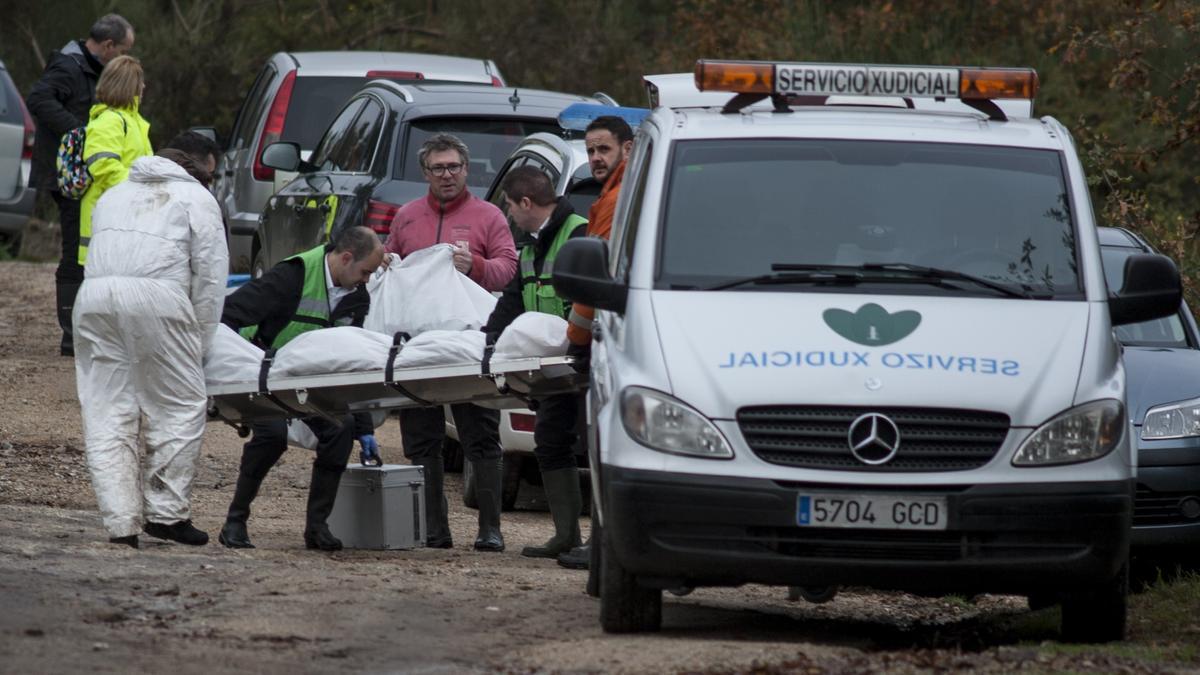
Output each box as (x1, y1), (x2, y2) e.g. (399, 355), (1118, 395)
(206, 351), (585, 435)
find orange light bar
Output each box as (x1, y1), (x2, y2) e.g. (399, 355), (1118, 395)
(694, 60), (773, 94)
(959, 68), (1038, 100)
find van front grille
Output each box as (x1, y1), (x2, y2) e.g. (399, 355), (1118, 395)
(737, 406), (1010, 472)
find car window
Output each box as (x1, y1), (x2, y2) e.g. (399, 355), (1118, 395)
(565, 178), (601, 220)
(1102, 246), (1190, 347)
(612, 138), (652, 280)
(488, 156), (528, 210)
(281, 76), (372, 151)
(309, 98), (368, 171)
(325, 98), (384, 173)
(231, 65), (275, 150)
(398, 118), (561, 190)
(658, 139), (1082, 298)
(1, 67), (22, 125)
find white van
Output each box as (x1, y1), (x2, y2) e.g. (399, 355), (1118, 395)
(553, 60), (1183, 642)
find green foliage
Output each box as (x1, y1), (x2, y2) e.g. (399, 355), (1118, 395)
(1, 0), (1195, 286)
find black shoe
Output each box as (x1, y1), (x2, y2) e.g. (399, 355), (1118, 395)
(426, 535), (454, 549)
(557, 543), (590, 570)
(109, 535), (138, 549)
(218, 521), (255, 549)
(143, 520), (209, 546)
(304, 525), (343, 551)
(474, 534), (505, 552)
(60, 345), (74, 357)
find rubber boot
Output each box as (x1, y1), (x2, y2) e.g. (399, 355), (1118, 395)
(303, 465), (344, 551)
(56, 281), (80, 357)
(415, 455), (452, 548)
(218, 471), (265, 549)
(472, 457), (505, 552)
(521, 467), (582, 559)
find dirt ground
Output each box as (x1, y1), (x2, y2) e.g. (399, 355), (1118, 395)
(2, 259), (1198, 674)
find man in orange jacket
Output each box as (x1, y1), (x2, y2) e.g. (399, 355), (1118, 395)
(565, 116), (635, 346)
(558, 115), (633, 572)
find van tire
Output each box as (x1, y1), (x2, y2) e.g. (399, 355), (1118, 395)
(599, 526), (661, 633)
(1060, 562), (1128, 643)
(586, 509), (601, 598)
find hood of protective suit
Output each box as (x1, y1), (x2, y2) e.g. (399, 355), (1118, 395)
(128, 155), (198, 184)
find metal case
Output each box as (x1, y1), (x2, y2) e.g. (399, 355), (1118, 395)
(328, 464), (426, 549)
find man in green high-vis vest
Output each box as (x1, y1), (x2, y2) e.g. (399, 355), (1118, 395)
(483, 166), (588, 559)
(217, 226), (385, 551)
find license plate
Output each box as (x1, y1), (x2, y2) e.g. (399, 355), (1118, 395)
(797, 492), (947, 530)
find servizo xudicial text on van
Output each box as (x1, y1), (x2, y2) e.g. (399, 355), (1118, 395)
(554, 59), (1183, 643)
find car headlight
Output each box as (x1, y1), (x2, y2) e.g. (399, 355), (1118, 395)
(1141, 397), (1200, 440)
(620, 386), (733, 459)
(1012, 399), (1124, 466)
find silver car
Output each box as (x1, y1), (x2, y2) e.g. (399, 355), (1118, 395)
(211, 51), (506, 272)
(0, 58), (35, 250)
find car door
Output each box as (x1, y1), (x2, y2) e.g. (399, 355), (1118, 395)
(313, 96), (389, 245)
(257, 97), (367, 273)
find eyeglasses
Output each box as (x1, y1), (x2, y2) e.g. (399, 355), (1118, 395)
(424, 163), (464, 177)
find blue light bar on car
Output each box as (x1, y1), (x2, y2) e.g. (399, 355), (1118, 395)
(557, 103), (650, 132)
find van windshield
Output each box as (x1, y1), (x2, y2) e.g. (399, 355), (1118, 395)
(659, 139), (1082, 299)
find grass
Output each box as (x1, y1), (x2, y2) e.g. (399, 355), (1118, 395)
(1010, 570), (1200, 667)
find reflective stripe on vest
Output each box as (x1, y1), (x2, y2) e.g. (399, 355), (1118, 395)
(520, 214), (586, 318)
(239, 245), (332, 349)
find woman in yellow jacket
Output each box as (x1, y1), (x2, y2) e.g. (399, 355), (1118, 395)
(78, 54), (153, 266)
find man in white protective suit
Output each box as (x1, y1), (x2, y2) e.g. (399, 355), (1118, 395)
(74, 145), (228, 548)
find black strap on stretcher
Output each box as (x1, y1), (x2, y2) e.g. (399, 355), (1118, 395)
(482, 334), (539, 411)
(385, 332), (435, 407)
(256, 348), (308, 418)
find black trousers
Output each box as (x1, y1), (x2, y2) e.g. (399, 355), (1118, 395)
(52, 191), (83, 285)
(533, 393), (583, 472)
(238, 415), (355, 496)
(400, 403), (500, 462)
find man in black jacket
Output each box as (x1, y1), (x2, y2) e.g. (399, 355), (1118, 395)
(218, 226), (385, 551)
(483, 166), (588, 559)
(26, 13), (134, 357)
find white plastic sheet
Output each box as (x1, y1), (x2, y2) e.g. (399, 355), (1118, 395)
(287, 419), (319, 450)
(494, 313), (570, 360)
(204, 323), (264, 385)
(272, 326), (394, 377)
(364, 245), (496, 336)
(394, 330), (486, 368)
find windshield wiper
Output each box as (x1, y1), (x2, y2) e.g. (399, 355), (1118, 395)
(703, 266), (863, 291)
(703, 262), (1035, 298)
(855, 263), (1034, 299)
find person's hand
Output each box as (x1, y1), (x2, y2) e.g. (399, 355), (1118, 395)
(358, 434), (382, 466)
(452, 243), (473, 275)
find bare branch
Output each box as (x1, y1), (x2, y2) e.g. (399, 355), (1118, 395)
(19, 19), (46, 70)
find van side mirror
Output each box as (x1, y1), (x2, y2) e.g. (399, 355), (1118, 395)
(552, 238), (628, 314)
(260, 142), (302, 172)
(1109, 253), (1182, 326)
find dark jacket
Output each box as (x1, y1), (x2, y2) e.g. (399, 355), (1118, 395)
(483, 198), (586, 340)
(221, 249), (373, 436)
(26, 40), (103, 191)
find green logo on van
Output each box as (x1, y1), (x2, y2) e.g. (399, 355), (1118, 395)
(823, 303), (921, 346)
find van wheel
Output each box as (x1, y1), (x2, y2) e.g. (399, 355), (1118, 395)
(1060, 563), (1128, 643)
(599, 526), (661, 633)
(462, 460), (478, 509)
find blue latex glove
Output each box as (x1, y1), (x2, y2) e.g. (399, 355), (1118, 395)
(359, 434), (382, 466)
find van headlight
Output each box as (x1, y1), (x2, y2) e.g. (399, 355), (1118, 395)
(620, 387), (733, 459)
(1012, 399), (1124, 466)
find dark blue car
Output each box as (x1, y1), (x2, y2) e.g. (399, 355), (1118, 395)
(1100, 227), (1200, 548)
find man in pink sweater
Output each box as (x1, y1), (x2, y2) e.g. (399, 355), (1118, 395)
(385, 133), (516, 553)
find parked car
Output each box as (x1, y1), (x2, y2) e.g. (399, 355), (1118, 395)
(251, 81), (604, 275)
(209, 51), (507, 272)
(0, 58), (36, 250)
(1099, 227), (1200, 550)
